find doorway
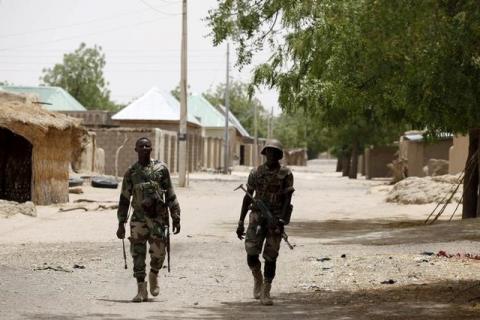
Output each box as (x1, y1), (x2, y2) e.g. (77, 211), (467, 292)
(0, 128), (33, 202)
(240, 145), (245, 165)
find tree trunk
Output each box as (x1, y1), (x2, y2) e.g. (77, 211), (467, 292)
(336, 156), (343, 172)
(342, 152), (351, 177)
(462, 128), (479, 219)
(349, 142), (358, 179)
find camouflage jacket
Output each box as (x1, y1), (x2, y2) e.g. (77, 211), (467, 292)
(117, 159), (180, 224)
(247, 163), (294, 214)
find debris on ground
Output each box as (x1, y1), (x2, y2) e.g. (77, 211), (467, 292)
(437, 251), (480, 260)
(58, 203), (118, 213)
(58, 206), (88, 212)
(34, 265), (72, 273)
(386, 175), (462, 204)
(421, 251), (435, 256)
(68, 177), (84, 188)
(73, 264), (86, 269)
(317, 257), (331, 262)
(0, 200), (36, 218)
(69, 187), (84, 194)
(74, 199), (117, 203)
(91, 176), (118, 189)
(381, 279), (396, 285)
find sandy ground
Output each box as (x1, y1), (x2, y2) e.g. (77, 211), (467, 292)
(1, 159), (480, 319)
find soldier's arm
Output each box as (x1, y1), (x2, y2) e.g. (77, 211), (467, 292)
(239, 186), (254, 223)
(162, 167), (180, 223)
(239, 169), (256, 224)
(280, 170), (295, 225)
(117, 170), (133, 225)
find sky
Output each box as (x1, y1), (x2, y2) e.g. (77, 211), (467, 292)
(0, 0), (280, 114)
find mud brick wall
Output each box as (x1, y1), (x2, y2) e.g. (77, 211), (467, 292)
(365, 146), (397, 179)
(93, 129), (158, 176)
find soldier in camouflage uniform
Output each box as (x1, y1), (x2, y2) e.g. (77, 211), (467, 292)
(236, 139), (294, 306)
(116, 137), (181, 302)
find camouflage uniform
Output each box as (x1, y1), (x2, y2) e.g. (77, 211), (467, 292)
(118, 159), (180, 279)
(245, 164), (294, 261)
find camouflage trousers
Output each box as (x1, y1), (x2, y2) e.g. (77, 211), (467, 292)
(129, 213), (167, 279)
(245, 211), (282, 261)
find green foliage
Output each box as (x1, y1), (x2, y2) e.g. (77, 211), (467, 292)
(272, 110), (328, 158)
(202, 81), (269, 137)
(0, 80), (13, 86)
(170, 84), (192, 101)
(40, 43), (120, 111)
(207, 0), (480, 157)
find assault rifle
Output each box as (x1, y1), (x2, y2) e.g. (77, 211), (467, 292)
(165, 211), (171, 273)
(234, 184), (294, 250)
(154, 188), (171, 273)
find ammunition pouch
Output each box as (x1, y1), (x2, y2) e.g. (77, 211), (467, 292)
(137, 181), (166, 219)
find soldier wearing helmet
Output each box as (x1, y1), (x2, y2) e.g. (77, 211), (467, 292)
(236, 139), (295, 305)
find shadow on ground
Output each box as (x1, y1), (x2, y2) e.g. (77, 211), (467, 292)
(23, 280), (480, 320)
(168, 280), (480, 320)
(221, 218), (480, 245)
(287, 218), (480, 245)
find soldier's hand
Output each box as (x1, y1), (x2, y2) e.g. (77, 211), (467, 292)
(274, 218), (285, 235)
(236, 222), (245, 240)
(172, 221), (181, 234)
(116, 224), (126, 239)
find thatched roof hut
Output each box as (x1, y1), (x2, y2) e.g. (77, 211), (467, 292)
(0, 91), (85, 205)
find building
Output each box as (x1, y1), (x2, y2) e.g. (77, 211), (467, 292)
(102, 87), (203, 173)
(0, 85), (87, 112)
(449, 135), (468, 174)
(188, 94), (255, 168)
(399, 131), (453, 177)
(0, 91), (84, 205)
(212, 103), (257, 166)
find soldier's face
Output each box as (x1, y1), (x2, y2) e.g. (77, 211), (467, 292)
(265, 148), (282, 164)
(135, 139), (152, 159)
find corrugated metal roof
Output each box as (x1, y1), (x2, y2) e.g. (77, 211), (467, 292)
(216, 104), (251, 138)
(0, 86), (87, 112)
(112, 87), (200, 126)
(188, 94), (232, 127)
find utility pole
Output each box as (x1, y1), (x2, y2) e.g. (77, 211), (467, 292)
(223, 43), (230, 174)
(267, 107), (273, 139)
(253, 96), (258, 167)
(270, 107), (274, 138)
(178, 0), (188, 187)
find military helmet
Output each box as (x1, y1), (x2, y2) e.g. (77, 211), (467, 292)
(261, 139), (284, 159)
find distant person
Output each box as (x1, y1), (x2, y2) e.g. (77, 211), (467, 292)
(116, 137), (181, 302)
(236, 139), (295, 305)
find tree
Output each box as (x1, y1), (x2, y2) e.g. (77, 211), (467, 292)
(203, 81), (270, 138)
(208, 1), (480, 197)
(40, 42), (119, 111)
(0, 80), (13, 86)
(272, 110), (328, 159)
(208, 0), (409, 178)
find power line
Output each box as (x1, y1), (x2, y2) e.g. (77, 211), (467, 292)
(0, 50), (224, 57)
(154, 0), (181, 4)
(0, 60), (225, 65)
(0, 68), (223, 72)
(138, 0), (181, 15)
(0, 17), (166, 52)
(0, 8), (152, 39)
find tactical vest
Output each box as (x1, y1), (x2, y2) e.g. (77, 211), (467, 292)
(252, 164), (291, 214)
(129, 160), (167, 215)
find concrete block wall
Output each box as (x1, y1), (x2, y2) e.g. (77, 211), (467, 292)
(365, 146), (397, 179)
(93, 128), (158, 176)
(449, 135), (468, 174)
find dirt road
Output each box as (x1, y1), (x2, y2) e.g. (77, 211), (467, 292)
(1, 160), (480, 319)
